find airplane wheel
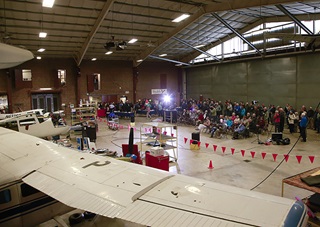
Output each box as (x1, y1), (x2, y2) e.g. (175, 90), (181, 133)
(83, 211), (96, 219)
(69, 213), (84, 225)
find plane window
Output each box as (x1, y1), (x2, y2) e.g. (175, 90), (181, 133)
(0, 189), (11, 204)
(0, 120), (18, 131)
(19, 119), (36, 126)
(21, 183), (39, 197)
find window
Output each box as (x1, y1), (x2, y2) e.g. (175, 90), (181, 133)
(21, 183), (39, 197)
(19, 118), (36, 126)
(0, 120), (18, 131)
(58, 69), (66, 86)
(93, 73), (101, 90)
(0, 189), (11, 204)
(22, 69), (32, 81)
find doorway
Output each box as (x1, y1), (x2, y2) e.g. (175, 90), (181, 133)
(31, 94), (60, 112)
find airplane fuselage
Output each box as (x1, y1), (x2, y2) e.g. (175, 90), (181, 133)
(0, 180), (72, 227)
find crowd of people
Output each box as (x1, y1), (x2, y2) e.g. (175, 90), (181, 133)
(98, 97), (320, 142)
(178, 99), (320, 142)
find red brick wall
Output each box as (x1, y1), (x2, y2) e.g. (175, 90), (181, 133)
(137, 61), (180, 105)
(0, 58), (180, 112)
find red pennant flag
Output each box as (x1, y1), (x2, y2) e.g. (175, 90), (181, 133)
(190, 139), (193, 145)
(164, 131), (167, 135)
(272, 154), (278, 162)
(213, 145), (217, 152)
(205, 143), (209, 148)
(184, 137), (188, 144)
(157, 129), (161, 134)
(171, 133), (174, 137)
(309, 156), (315, 164)
(261, 152), (267, 159)
(250, 151), (256, 158)
(145, 128), (148, 132)
(221, 146), (226, 153)
(198, 141), (201, 147)
(296, 155), (302, 164)
(241, 150), (245, 157)
(231, 148), (235, 155)
(284, 154), (289, 162)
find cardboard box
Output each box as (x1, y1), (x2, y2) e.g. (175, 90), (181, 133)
(150, 146), (165, 156)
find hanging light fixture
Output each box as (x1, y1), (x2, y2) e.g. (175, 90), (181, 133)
(42, 0), (55, 8)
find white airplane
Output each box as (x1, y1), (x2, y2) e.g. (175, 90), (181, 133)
(0, 112), (70, 138)
(0, 109), (46, 120)
(0, 43), (34, 69)
(0, 127), (309, 227)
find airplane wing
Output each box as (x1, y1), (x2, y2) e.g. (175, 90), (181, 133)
(0, 43), (34, 69)
(0, 127), (307, 227)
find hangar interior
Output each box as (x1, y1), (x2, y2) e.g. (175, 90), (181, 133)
(0, 0), (320, 226)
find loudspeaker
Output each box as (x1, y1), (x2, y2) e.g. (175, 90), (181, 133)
(272, 132), (283, 141)
(192, 132), (200, 141)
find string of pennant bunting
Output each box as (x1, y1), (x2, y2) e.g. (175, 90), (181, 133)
(184, 137), (316, 164)
(96, 117), (315, 164)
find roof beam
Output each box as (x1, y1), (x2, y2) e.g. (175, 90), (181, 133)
(134, 8), (206, 66)
(76, 0), (114, 66)
(276, 4), (313, 35)
(182, 12), (320, 63)
(149, 55), (190, 66)
(211, 13), (261, 55)
(135, 0), (309, 66)
(172, 36), (220, 62)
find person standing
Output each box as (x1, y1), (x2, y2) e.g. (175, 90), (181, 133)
(300, 112), (308, 142)
(288, 111), (296, 134)
(273, 110), (280, 132)
(145, 100), (152, 119)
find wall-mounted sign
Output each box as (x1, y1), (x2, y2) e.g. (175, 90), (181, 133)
(151, 89), (167, 95)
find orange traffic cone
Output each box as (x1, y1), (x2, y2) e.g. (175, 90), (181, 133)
(208, 160), (214, 169)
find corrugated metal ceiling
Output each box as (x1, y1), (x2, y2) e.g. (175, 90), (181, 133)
(0, 0), (319, 66)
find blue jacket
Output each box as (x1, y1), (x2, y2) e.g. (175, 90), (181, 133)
(300, 116), (308, 128)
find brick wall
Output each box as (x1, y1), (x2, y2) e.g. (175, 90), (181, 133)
(0, 58), (180, 112)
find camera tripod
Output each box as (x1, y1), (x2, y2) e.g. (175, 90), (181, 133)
(251, 132), (263, 144)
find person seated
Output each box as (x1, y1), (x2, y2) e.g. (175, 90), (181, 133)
(209, 123), (218, 138)
(196, 117), (211, 133)
(213, 123), (227, 139)
(195, 110), (204, 126)
(226, 116), (233, 129)
(232, 123), (247, 139)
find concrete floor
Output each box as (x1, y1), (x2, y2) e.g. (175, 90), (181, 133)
(88, 115), (320, 202)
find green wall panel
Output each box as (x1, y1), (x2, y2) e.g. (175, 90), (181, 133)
(186, 52), (320, 108)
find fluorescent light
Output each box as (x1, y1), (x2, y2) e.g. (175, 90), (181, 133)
(159, 54), (167, 57)
(194, 44), (205, 48)
(39, 32), (47, 38)
(42, 0), (55, 8)
(137, 59), (143, 62)
(128, 38), (138, 44)
(37, 48), (45, 52)
(36, 56), (42, 60)
(105, 51), (113, 55)
(91, 58), (97, 61)
(172, 14), (190, 23)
